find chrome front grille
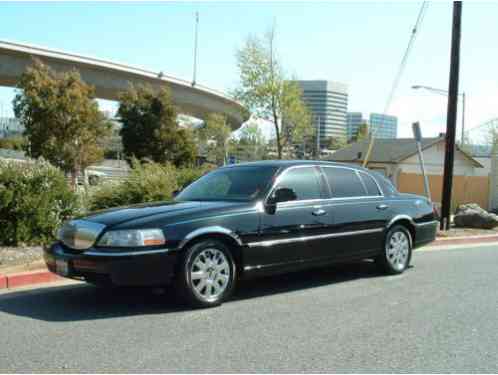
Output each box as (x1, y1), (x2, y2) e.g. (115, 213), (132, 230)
(57, 220), (106, 250)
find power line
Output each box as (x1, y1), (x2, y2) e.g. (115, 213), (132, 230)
(362, 1), (429, 167)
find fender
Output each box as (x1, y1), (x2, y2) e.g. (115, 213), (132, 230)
(178, 226), (243, 250)
(387, 214), (416, 230)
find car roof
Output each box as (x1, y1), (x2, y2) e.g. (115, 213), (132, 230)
(219, 160), (371, 173)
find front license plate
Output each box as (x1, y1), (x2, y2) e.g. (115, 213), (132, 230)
(55, 259), (69, 276)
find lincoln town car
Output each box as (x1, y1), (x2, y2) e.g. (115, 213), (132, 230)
(45, 161), (438, 307)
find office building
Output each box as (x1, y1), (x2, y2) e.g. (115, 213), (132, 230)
(369, 113), (397, 139)
(346, 112), (365, 141)
(346, 112), (398, 140)
(293, 80), (348, 146)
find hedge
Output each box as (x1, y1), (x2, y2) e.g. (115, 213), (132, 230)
(0, 159), (79, 246)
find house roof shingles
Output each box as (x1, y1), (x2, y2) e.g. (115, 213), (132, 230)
(328, 137), (483, 168)
(328, 137), (444, 163)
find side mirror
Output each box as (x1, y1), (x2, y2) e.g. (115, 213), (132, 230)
(267, 187), (297, 207)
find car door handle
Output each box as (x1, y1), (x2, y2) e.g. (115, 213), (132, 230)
(376, 204), (389, 210)
(312, 208), (327, 216)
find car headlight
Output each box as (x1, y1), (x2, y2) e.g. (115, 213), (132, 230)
(97, 229), (166, 247)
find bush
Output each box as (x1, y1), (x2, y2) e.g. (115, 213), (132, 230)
(0, 135), (26, 151)
(89, 159), (179, 211)
(176, 164), (215, 189)
(88, 160), (216, 211)
(0, 159), (79, 246)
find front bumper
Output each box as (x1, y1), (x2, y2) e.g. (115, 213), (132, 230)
(44, 242), (180, 286)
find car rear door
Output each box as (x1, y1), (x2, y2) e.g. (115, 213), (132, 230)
(246, 165), (331, 269)
(319, 166), (389, 260)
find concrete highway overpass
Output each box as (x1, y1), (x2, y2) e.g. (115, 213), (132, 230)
(0, 40), (247, 129)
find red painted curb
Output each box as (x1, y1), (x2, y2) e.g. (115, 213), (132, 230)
(0, 275), (6, 289)
(4, 270), (61, 289)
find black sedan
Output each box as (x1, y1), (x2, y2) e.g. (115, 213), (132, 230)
(45, 160), (438, 307)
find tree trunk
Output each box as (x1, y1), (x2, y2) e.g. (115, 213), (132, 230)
(272, 105), (282, 159)
(70, 169), (77, 191)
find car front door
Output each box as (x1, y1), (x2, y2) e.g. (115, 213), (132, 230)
(245, 166), (330, 270)
(320, 166), (389, 260)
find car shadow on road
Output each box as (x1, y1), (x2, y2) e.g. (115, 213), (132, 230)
(0, 260), (399, 322)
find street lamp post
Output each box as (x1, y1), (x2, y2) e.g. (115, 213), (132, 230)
(411, 85), (466, 144)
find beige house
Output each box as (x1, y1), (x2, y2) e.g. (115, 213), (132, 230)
(328, 136), (490, 209)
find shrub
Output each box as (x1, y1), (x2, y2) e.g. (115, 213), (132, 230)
(88, 160), (217, 211)
(0, 135), (26, 151)
(0, 159), (79, 246)
(88, 159), (179, 211)
(176, 164), (215, 189)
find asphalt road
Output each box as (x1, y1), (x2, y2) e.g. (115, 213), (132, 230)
(1, 245), (497, 373)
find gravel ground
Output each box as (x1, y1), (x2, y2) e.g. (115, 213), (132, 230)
(0, 246), (44, 270)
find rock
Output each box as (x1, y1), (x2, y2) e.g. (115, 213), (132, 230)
(453, 203), (498, 229)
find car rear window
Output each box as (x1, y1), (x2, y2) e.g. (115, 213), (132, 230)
(322, 167), (366, 198)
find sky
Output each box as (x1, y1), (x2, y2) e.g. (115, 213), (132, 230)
(1, 1), (497, 140)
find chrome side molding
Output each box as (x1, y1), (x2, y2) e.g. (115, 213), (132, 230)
(247, 228), (383, 248)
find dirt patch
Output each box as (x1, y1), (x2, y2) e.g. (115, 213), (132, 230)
(0, 246), (44, 271)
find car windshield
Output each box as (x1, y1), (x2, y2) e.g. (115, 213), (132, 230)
(175, 166), (278, 202)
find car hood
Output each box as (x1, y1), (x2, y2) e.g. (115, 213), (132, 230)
(82, 200), (253, 228)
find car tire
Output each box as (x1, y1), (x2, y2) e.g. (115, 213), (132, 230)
(175, 239), (237, 308)
(376, 225), (412, 275)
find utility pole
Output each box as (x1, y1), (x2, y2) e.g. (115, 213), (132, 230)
(192, 11), (199, 87)
(441, 1), (462, 230)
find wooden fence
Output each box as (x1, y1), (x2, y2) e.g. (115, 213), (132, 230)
(397, 172), (490, 211)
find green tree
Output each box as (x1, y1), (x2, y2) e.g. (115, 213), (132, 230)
(325, 136), (348, 150)
(13, 59), (111, 187)
(118, 84), (196, 167)
(281, 81), (313, 155)
(197, 113), (231, 165)
(355, 122), (370, 142)
(233, 25), (313, 159)
(228, 121), (268, 161)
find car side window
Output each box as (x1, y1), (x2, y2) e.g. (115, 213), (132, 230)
(275, 167), (322, 201)
(322, 167), (366, 198)
(359, 172), (381, 196)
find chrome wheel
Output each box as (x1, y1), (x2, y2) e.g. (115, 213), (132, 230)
(386, 230), (410, 271)
(190, 248), (231, 302)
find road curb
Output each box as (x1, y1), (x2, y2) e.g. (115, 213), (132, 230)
(0, 274), (6, 289)
(433, 234), (498, 247)
(0, 270), (60, 290)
